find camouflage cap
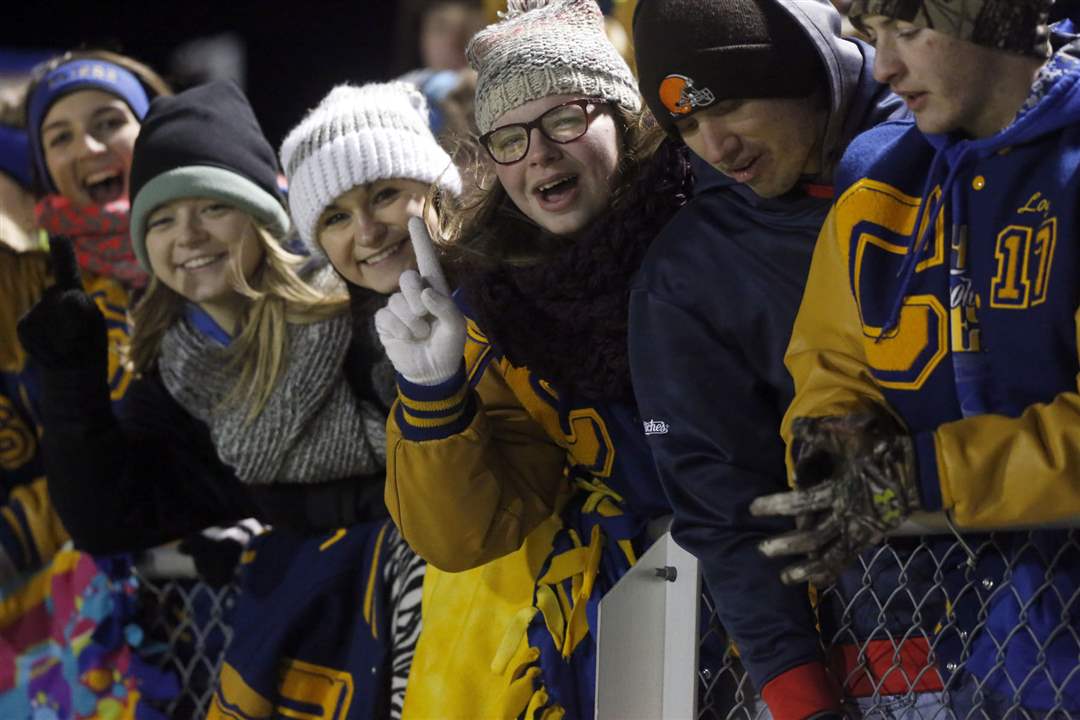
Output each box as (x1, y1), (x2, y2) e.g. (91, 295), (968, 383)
(850, 0), (1054, 58)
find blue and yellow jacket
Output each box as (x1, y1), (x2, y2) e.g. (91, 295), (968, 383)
(787, 50), (1080, 711)
(387, 312), (668, 572)
(209, 523), (394, 720)
(0, 246), (133, 579)
(387, 307), (667, 719)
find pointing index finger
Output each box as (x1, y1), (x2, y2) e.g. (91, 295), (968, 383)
(408, 216), (450, 297)
(49, 236), (82, 291)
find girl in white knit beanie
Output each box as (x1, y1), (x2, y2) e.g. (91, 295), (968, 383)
(279, 81), (461, 719)
(372, 1), (696, 717)
(280, 81), (461, 295)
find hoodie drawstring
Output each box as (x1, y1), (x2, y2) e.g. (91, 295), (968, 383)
(878, 144), (972, 339)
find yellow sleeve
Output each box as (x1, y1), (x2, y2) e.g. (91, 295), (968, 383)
(385, 321), (566, 572)
(930, 306), (1080, 527)
(782, 208), (892, 472)
(0, 478), (70, 578)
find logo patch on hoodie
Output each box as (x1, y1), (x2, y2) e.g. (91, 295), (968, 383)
(643, 419), (670, 436)
(658, 74), (716, 117)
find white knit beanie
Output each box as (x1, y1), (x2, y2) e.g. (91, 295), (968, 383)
(468, 0), (642, 134)
(279, 81), (463, 251)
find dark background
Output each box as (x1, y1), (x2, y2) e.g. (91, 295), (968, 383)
(3, 0), (1079, 147)
(0, 0), (422, 148)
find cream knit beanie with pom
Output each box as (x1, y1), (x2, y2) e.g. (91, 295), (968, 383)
(468, 0), (641, 134)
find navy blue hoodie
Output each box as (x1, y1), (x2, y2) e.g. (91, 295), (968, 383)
(629, 1), (906, 715)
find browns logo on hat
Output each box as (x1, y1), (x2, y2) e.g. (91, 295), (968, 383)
(658, 74), (718, 116)
(633, 0), (824, 137)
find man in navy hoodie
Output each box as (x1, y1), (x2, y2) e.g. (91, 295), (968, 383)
(628, 1), (907, 718)
(752, 0), (1080, 715)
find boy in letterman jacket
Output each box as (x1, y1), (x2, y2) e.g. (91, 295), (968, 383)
(753, 0), (1080, 714)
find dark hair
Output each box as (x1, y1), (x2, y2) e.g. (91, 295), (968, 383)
(24, 49), (172, 195)
(439, 102), (665, 273)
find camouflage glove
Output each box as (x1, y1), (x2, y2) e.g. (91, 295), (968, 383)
(749, 410), (921, 586)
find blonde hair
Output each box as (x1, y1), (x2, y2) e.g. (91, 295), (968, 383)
(130, 223), (349, 421)
(439, 103), (664, 270)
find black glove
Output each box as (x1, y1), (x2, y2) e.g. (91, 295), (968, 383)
(178, 520), (265, 588)
(178, 533), (244, 588)
(749, 409), (921, 586)
(17, 237), (107, 371)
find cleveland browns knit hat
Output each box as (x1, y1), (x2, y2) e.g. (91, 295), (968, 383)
(633, 0), (825, 136)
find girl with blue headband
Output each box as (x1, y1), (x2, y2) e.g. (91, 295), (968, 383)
(16, 49), (171, 433)
(26, 50), (170, 291)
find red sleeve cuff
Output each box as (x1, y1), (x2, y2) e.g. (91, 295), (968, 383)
(760, 661), (841, 720)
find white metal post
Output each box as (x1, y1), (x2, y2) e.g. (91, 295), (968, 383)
(596, 531), (701, 719)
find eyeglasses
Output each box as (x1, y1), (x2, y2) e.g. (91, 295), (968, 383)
(479, 98), (609, 165)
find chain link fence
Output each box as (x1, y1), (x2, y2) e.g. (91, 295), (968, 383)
(128, 529), (1079, 719)
(134, 551), (237, 719)
(697, 529), (1080, 720)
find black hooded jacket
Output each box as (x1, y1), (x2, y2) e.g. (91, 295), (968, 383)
(629, 1), (907, 713)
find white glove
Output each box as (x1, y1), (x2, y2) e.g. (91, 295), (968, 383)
(375, 217), (466, 386)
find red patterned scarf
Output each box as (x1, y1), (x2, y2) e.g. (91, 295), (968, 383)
(35, 195), (148, 289)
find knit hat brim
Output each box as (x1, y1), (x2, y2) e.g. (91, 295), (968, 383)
(286, 130), (463, 249)
(849, 0), (1053, 58)
(130, 165), (291, 272)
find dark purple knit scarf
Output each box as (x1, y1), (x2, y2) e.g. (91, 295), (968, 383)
(459, 140), (693, 403)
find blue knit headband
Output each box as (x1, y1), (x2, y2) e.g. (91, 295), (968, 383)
(28, 59), (151, 194)
(0, 124), (32, 190)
